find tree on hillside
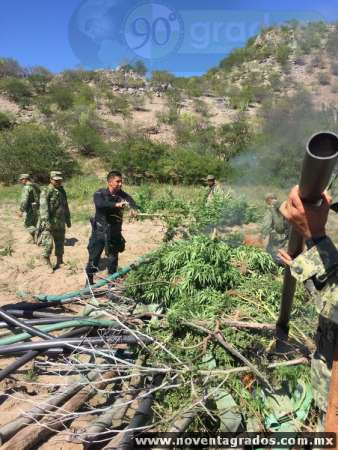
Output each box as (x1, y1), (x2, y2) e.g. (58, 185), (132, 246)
(0, 58), (26, 78)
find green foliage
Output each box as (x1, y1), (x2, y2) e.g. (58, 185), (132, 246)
(0, 123), (77, 184)
(129, 94), (146, 111)
(100, 136), (227, 185)
(247, 90), (337, 186)
(101, 138), (169, 183)
(0, 111), (13, 130)
(70, 122), (106, 156)
(61, 69), (98, 84)
(326, 28), (338, 57)
(107, 93), (131, 117)
(120, 60), (147, 76)
(0, 58), (26, 78)
(49, 84), (74, 110)
(27, 66), (53, 94)
(219, 47), (251, 72)
(0, 77), (32, 106)
(126, 235), (315, 386)
(275, 44), (291, 66)
(193, 98), (209, 116)
(151, 70), (175, 85)
(73, 84), (95, 107)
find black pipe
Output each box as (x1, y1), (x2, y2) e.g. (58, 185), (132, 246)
(0, 309), (56, 341)
(3, 309), (67, 318)
(277, 131), (338, 343)
(0, 327), (93, 382)
(0, 317), (88, 329)
(0, 335), (150, 355)
(116, 375), (164, 450)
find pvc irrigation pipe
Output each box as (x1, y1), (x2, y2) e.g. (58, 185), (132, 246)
(0, 319), (120, 346)
(35, 257), (146, 303)
(0, 335), (148, 355)
(0, 309), (56, 342)
(0, 317), (85, 329)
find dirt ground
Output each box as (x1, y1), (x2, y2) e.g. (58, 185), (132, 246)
(0, 208), (165, 306)
(0, 208), (165, 449)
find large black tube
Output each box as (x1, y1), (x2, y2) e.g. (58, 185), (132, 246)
(277, 131), (338, 341)
(4, 310), (73, 318)
(0, 309), (55, 341)
(0, 335), (150, 355)
(0, 326), (93, 382)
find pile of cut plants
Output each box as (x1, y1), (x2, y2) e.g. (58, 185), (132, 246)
(125, 235), (317, 434)
(0, 235), (318, 448)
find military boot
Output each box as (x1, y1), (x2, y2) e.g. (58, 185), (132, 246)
(54, 256), (64, 270)
(42, 256), (54, 274)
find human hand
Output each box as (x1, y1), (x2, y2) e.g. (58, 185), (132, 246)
(280, 185), (331, 240)
(116, 201), (128, 208)
(129, 209), (138, 218)
(277, 249), (293, 266)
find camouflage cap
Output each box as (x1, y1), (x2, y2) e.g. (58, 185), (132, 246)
(18, 173), (30, 181)
(50, 171), (63, 178)
(51, 175), (63, 181)
(206, 175), (215, 181)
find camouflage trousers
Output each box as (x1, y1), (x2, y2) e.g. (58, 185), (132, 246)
(311, 315), (338, 429)
(24, 211), (39, 238)
(40, 227), (65, 258)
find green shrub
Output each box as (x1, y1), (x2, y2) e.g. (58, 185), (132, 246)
(101, 138), (169, 183)
(275, 44), (291, 66)
(0, 58), (25, 78)
(73, 84), (95, 107)
(70, 123), (105, 156)
(193, 98), (209, 116)
(49, 84), (74, 110)
(100, 136), (227, 184)
(248, 90), (337, 186)
(326, 29), (338, 57)
(151, 70), (175, 85)
(0, 77), (32, 106)
(61, 69), (97, 84)
(228, 85), (254, 111)
(124, 77), (146, 89)
(27, 66), (53, 94)
(107, 94), (131, 117)
(318, 72), (330, 85)
(0, 123), (77, 184)
(0, 111), (13, 130)
(219, 47), (250, 71)
(129, 95), (146, 111)
(166, 146), (227, 184)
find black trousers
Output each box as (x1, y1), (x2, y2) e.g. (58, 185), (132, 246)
(86, 223), (125, 281)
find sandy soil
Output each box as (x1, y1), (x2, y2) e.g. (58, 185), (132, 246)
(0, 207), (164, 306)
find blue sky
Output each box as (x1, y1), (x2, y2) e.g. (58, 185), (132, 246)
(1, 0), (338, 75)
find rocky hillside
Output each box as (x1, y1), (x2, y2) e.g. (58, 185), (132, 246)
(0, 21), (337, 185)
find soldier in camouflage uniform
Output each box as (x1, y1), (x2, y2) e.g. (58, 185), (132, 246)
(39, 174), (71, 272)
(18, 174), (40, 243)
(205, 175), (223, 204)
(261, 193), (289, 265)
(279, 186), (338, 429)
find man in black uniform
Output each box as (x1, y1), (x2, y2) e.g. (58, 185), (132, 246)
(85, 170), (139, 285)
